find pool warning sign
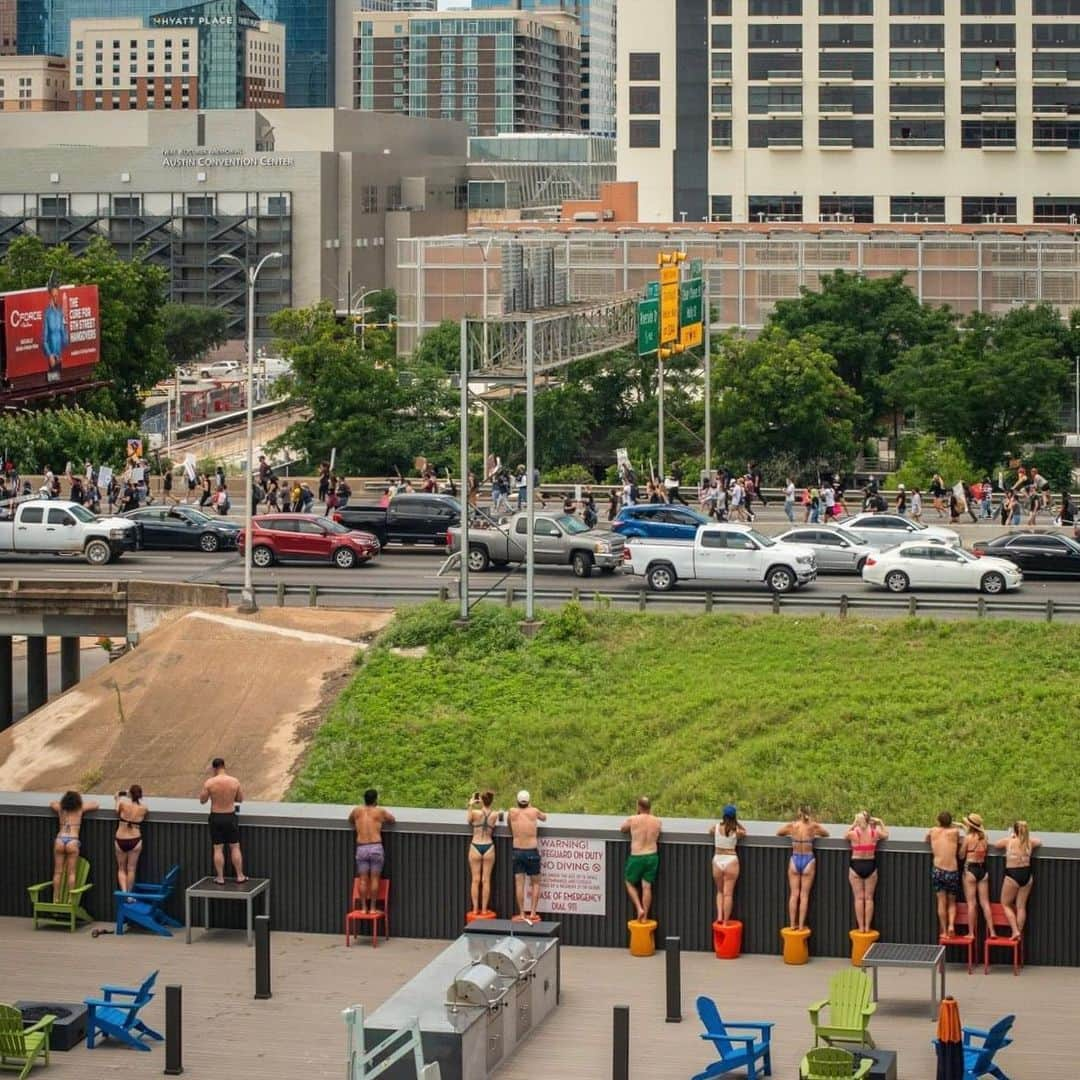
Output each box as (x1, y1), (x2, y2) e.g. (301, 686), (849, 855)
(537, 838), (606, 916)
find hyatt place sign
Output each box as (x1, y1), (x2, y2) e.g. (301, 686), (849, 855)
(162, 148), (295, 168)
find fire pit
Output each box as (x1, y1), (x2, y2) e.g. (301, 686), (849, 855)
(14, 1002), (88, 1051)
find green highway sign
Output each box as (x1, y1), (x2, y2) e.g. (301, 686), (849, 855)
(689, 259), (703, 278)
(680, 277), (703, 327)
(637, 298), (659, 355)
(645, 281), (660, 301)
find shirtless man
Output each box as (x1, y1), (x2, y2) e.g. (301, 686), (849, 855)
(348, 789), (395, 913)
(620, 796), (662, 922)
(926, 811), (964, 937)
(199, 758), (246, 885)
(507, 790), (547, 923)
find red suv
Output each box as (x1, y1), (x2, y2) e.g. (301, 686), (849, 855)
(238, 514), (380, 569)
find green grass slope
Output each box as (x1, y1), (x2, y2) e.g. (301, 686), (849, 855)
(289, 603), (1079, 830)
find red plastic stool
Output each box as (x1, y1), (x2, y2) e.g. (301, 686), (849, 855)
(466, 909), (497, 923)
(713, 919), (743, 959)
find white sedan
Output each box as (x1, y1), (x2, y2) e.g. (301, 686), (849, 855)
(862, 542), (1023, 594)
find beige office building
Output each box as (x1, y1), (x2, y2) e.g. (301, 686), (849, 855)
(0, 55), (70, 110)
(618, 0), (1080, 225)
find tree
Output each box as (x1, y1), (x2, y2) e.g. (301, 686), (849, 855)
(888, 304), (1071, 470)
(0, 407), (138, 473)
(889, 434), (976, 491)
(710, 329), (861, 474)
(0, 235), (169, 421)
(162, 303), (229, 368)
(768, 270), (954, 435)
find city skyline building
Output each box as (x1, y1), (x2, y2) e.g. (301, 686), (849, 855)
(0, 52), (68, 107)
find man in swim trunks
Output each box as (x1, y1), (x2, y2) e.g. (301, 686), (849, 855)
(620, 796), (662, 922)
(926, 810), (964, 937)
(508, 790), (547, 922)
(199, 758), (246, 885)
(349, 788), (395, 913)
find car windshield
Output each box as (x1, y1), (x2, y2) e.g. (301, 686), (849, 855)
(318, 517), (350, 535)
(176, 508), (211, 524)
(746, 529), (775, 547)
(556, 514), (591, 535)
(70, 505), (96, 523)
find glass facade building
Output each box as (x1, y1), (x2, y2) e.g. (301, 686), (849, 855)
(17, 0), (331, 105)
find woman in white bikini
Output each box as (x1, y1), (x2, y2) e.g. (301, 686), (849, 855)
(49, 790), (99, 900)
(845, 810), (888, 933)
(466, 791), (502, 916)
(708, 804), (746, 924)
(994, 820), (1041, 939)
(115, 785), (149, 893)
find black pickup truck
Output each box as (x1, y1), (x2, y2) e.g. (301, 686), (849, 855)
(331, 494), (461, 547)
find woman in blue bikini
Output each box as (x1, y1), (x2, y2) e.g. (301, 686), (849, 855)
(467, 791), (503, 916)
(49, 790), (99, 900)
(777, 806), (829, 930)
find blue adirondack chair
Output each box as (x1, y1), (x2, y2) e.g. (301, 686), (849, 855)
(692, 995), (774, 1080)
(959, 1015), (1014, 1080)
(115, 865), (182, 937)
(85, 971), (163, 1052)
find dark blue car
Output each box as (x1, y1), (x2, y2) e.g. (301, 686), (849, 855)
(611, 504), (711, 540)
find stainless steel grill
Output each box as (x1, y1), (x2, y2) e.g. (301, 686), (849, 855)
(483, 938), (534, 979)
(448, 963), (503, 1009)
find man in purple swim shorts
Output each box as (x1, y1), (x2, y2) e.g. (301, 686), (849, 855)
(348, 788), (395, 913)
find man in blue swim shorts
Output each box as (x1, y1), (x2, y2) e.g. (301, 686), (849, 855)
(508, 790), (547, 923)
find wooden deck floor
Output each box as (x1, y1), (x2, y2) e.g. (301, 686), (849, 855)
(1, 917), (1073, 1078)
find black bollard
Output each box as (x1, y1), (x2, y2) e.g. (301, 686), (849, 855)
(612, 1004), (629, 1080)
(665, 935), (681, 1023)
(163, 984), (183, 1075)
(254, 914), (272, 1000)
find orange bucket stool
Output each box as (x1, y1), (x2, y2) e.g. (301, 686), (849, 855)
(850, 929), (879, 966)
(781, 926), (811, 965)
(713, 920), (743, 959)
(628, 918), (657, 957)
(465, 910), (497, 923)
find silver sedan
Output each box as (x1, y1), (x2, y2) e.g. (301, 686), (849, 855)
(774, 525), (880, 574)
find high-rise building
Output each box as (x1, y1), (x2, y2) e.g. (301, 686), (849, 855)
(69, 2), (284, 111)
(350, 10), (581, 136)
(16, 0), (330, 106)
(0, 53), (68, 107)
(357, 1), (437, 8)
(472, 0), (615, 135)
(618, 0), (1080, 225)
(1, 0), (16, 53)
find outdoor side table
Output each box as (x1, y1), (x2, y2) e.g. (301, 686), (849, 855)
(185, 877), (270, 946)
(861, 942), (945, 1020)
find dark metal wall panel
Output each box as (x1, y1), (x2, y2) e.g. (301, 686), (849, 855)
(4, 813), (1079, 965)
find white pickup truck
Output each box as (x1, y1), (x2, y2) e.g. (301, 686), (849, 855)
(0, 500), (139, 565)
(624, 523), (818, 592)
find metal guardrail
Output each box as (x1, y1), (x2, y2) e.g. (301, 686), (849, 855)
(216, 580), (1080, 621)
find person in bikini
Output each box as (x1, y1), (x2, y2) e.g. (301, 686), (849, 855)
(115, 785), (148, 893)
(199, 758), (247, 885)
(708, 804), (746, 925)
(349, 789), (395, 913)
(49, 790), (99, 900)
(845, 810), (888, 933)
(960, 812), (995, 938)
(926, 811), (964, 937)
(467, 791), (502, 916)
(621, 796), (662, 923)
(508, 790), (546, 922)
(777, 806), (829, 930)
(994, 820), (1041, 939)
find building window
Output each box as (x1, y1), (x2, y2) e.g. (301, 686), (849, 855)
(889, 195), (945, 222)
(266, 195), (288, 216)
(748, 195), (803, 221)
(890, 0), (942, 12)
(819, 0), (873, 11)
(819, 118), (874, 146)
(1033, 197), (1080, 224)
(819, 24), (873, 47)
(185, 195), (215, 215)
(711, 25), (732, 48)
(748, 86), (803, 114)
(890, 52), (945, 78)
(749, 0), (801, 13)
(628, 119), (661, 147)
(960, 24), (1015, 47)
(890, 86), (945, 112)
(889, 24), (944, 46)
(962, 0), (1014, 12)
(710, 195), (733, 222)
(1033, 120), (1080, 148)
(629, 85), (660, 114)
(1033, 25), (1080, 46)
(748, 53), (802, 79)
(961, 53), (1015, 80)
(890, 119), (945, 145)
(819, 195), (874, 222)
(961, 87), (1016, 113)
(711, 118), (733, 146)
(712, 0), (732, 12)
(1033, 0), (1080, 11)
(748, 24), (802, 47)
(628, 52), (660, 81)
(820, 86), (874, 112)
(111, 193), (143, 216)
(38, 195), (69, 216)
(748, 119), (803, 147)
(961, 196), (1016, 223)
(820, 52), (874, 79)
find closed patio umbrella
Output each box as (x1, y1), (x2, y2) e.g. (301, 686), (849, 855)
(935, 996), (963, 1080)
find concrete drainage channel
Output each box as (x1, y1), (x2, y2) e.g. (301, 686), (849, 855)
(215, 581), (1080, 621)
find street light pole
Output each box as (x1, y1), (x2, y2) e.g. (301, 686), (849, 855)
(215, 249), (283, 614)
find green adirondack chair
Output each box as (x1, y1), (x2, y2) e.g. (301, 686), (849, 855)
(0, 1002), (54, 1079)
(808, 969), (876, 1048)
(27, 857), (93, 931)
(799, 1046), (873, 1079)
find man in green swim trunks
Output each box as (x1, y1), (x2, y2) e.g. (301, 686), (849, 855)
(620, 796), (662, 922)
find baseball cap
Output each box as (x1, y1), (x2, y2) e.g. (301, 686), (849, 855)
(516, 790), (530, 805)
(723, 804), (737, 818)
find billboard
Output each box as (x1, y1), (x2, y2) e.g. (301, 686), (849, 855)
(2, 284), (101, 385)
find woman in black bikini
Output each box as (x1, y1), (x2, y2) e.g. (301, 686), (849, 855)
(467, 791), (502, 916)
(115, 785), (148, 893)
(960, 812), (995, 937)
(845, 810), (887, 933)
(994, 820), (1041, 939)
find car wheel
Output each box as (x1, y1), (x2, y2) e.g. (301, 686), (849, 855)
(981, 571), (1005, 595)
(84, 539), (111, 566)
(646, 563), (676, 592)
(334, 547), (357, 569)
(766, 565), (795, 593)
(571, 551), (593, 578)
(199, 532), (221, 553)
(251, 545), (275, 568)
(885, 570), (909, 593)
(856, 557), (868, 574)
(467, 546), (490, 572)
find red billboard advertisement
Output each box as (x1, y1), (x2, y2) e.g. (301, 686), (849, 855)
(2, 284), (101, 384)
